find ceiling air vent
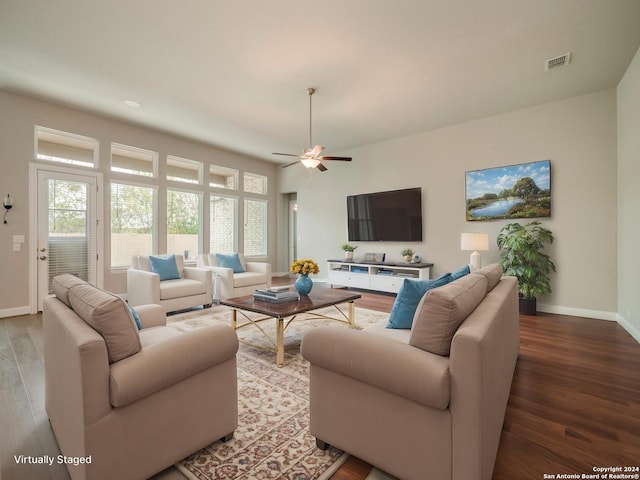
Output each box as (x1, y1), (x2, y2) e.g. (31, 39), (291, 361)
(545, 53), (572, 72)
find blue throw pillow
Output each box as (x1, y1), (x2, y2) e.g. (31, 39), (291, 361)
(129, 305), (142, 330)
(149, 254), (181, 281)
(450, 264), (471, 281)
(386, 273), (452, 329)
(216, 253), (245, 273)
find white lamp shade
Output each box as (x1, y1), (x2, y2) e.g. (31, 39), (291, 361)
(461, 232), (489, 272)
(460, 233), (489, 252)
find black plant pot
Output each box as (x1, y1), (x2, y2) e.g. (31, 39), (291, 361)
(519, 296), (537, 315)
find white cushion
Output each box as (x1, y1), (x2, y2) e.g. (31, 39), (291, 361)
(159, 278), (207, 300)
(233, 271), (268, 288)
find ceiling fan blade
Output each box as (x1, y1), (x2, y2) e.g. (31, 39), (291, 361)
(281, 160), (301, 168)
(309, 145), (324, 157)
(272, 152), (300, 157)
(320, 156), (352, 161)
(317, 163), (328, 172)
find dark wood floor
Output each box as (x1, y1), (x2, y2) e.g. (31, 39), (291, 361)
(274, 277), (640, 479)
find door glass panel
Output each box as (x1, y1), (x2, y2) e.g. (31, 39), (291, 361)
(46, 179), (92, 293)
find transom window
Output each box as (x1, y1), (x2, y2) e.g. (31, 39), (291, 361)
(167, 155), (202, 184)
(209, 164), (238, 190)
(111, 143), (157, 177)
(243, 172), (267, 195)
(36, 126), (97, 168)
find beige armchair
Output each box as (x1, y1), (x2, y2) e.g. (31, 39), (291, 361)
(127, 254), (212, 313)
(197, 253), (271, 300)
(44, 274), (238, 480)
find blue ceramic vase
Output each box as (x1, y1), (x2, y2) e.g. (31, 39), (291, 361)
(295, 274), (313, 295)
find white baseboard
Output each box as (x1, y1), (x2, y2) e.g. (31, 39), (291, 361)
(538, 303), (639, 344)
(0, 305), (32, 319)
(537, 303), (617, 321)
(616, 314), (640, 344)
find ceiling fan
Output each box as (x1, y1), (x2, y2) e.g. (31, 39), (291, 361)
(273, 87), (352, 172)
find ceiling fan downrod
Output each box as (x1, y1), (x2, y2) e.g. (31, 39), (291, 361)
(307, 87), (315, 149)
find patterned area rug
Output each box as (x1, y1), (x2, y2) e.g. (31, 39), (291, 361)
(167, 304), (389, 480)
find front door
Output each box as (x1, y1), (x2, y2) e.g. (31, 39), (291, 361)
(35, 167), (100, 310)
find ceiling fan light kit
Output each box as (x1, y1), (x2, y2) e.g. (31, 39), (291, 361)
(273, 87), (352, 172)
(301, 158), (321, 169)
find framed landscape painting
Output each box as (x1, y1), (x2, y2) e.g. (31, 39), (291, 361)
(465, 160), (551, 221)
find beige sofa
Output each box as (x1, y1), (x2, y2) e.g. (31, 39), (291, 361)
(197, 253), (271, 300)
(44, 274), (238, 480)
(127, 254), (212, 313)
(301, 264), (519, 480)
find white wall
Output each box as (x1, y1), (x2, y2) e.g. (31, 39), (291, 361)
(617, 45), (640, 342)
(280, 89), (619, 320)
(0, 90), (279, 315)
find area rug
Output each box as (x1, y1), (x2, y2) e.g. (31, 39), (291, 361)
(167, 305), (389, 480)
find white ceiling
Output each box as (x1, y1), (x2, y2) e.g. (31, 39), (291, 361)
(2, 0), (640, 164)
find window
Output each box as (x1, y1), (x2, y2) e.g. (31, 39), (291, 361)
(36, 126), (97, 168)
(167, 189), (201, 259)
(167, 155), (202, 184)
(111, 143), (157, 177)
(209, 165), (238, 190)
(244, 199), (267, 256)
(210, 195), (237, 253)
(243, 172), (267, 194)
(111, 183), (156, 268)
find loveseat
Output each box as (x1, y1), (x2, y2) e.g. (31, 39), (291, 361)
(197, 252), (271, 300)
(43, 274), (238, 480)
(301, 264), (519, 480)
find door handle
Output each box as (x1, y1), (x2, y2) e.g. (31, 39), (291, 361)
(40, 247), (47, 252)
(39, 256), (47, 260)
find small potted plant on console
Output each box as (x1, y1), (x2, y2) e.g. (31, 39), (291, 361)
(401, 248), (414, 262)
(341, 243), (358, 260)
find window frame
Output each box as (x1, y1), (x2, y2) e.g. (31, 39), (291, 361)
(166, 187), (203, 258)
(209, 193), (238, 254)
(243, 197), (268, 257)
(110, 142), (158, 178)
(109, 180), (158, 269)
(35, 126), (98, 169)
(166, 155), (203, 185)
(243, 172), (268, 195)
(209, 164), (239, 190)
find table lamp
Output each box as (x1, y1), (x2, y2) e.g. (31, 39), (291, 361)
(461, 233), (489, 271)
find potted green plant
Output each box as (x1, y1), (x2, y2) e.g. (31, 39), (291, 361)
(401, 248), (414, 262)
(341, 243), (358, 260)
(496, 221), (556, 315)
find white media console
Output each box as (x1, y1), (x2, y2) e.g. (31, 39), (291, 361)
(327, 259), (433, 294)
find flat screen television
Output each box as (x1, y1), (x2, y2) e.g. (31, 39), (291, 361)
(347, 187), (423, 242)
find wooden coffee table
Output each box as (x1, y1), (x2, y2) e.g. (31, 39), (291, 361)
(220, 286), (362, 366)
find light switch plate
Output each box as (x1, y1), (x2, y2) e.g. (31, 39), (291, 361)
(13, 243), (21, 251)
(13, 235), (25, 243)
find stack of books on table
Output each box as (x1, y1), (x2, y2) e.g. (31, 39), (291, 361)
(253, 287), (300, 303)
